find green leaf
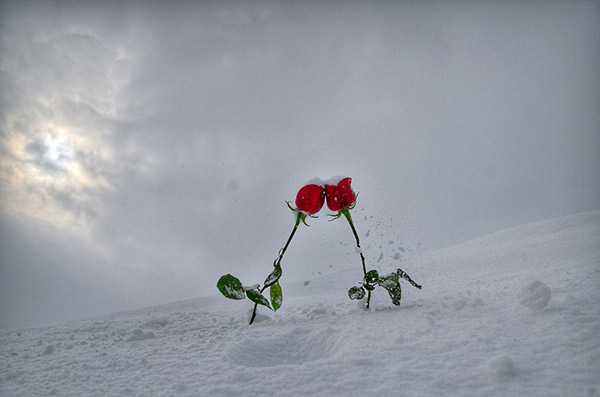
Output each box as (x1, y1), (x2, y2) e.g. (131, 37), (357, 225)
(379, 271), (399, 285)
(366, 269), (379, 284)
(348, 286), (366, 300)
(379, 274), (402, 306)
(397, 268), (422, 289)
(270, 281), (283, 311)
(246, 288), (273, 310)
(217, 274), (246, 300)
(264, 264), (282, 288)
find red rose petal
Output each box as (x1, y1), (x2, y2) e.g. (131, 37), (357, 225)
(324, 184), (342, 211)
(336, 177), (356, 208)
(295, 184), (325, 214)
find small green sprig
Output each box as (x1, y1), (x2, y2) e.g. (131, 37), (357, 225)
(217, 183), (326, 325)
(348, 267), (422, 307)
(333, 206), (422, 308)
(217, 210), (302, 325)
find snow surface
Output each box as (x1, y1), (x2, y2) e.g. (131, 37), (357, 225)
(1, 211), (599, 396)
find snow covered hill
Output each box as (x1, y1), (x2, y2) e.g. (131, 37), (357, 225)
(1, 211), (599, 396)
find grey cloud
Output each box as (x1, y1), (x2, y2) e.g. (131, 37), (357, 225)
(1, 0), (599, 329)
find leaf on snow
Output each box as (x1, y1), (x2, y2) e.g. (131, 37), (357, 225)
(217, 274), (246, 300)
(270, 281), (283, 311)
(365, 269), (379, 284)
(264, 264), (282, 289)
(348, 286), (366, 300)
(246, 288), (273, 310)
(379, 273), (402, 306)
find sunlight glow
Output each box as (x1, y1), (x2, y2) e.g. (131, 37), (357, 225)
(43, 129), (74, 169)
(19, 126), (79, 182)
(0, 118), (109, 230)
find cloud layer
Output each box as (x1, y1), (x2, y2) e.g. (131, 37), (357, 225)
(1, 1), (599, 329)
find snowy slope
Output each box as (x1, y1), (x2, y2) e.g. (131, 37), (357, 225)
(1, 211), (599, 396)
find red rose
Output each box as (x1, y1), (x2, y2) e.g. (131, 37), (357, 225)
(325, 177), (356, 211)
(295, 184), (325, 214)
(324, 184), (341, 211)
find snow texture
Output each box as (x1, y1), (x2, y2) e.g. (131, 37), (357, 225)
(1, 210), (599, 396)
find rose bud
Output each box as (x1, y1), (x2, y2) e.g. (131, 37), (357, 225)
(295, 184), (325, 214)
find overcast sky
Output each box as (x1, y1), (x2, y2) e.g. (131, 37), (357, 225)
(1, 0), (599, 329)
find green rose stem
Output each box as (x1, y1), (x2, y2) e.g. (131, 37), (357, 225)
(249, 210), (303, 325)
(340, 207), (372, 309)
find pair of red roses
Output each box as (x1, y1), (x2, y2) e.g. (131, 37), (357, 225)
(218, 175), (421, 324)
(295, 177), (356, 215)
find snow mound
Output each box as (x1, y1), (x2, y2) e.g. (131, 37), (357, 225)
(1, 210), (599, 396)
(488, 355), (516, 381)
(518, 279), (552, 310)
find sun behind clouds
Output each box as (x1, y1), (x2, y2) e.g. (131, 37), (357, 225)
(0, 119), (108, 229)
(24, 126), (78, 177)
